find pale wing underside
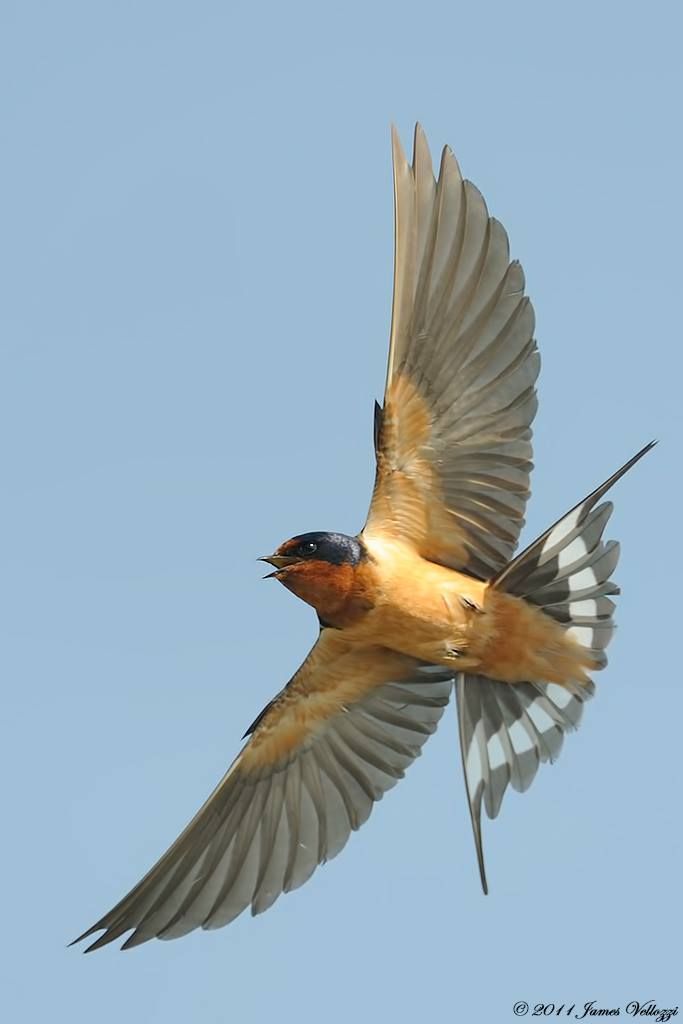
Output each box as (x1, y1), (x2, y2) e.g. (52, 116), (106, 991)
(365, 125), (539, 578)
(74, 636), (453, 951)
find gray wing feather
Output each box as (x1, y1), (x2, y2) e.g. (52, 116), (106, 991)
(73, 668), (454, 951)
(376, 124), (540, 577)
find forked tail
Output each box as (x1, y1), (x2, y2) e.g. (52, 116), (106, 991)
(457, 441), (655, 894)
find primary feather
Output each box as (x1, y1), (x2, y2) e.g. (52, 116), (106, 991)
(365, 124), (540, 578)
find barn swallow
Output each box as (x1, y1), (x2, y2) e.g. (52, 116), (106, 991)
(73, 125), (654, 951)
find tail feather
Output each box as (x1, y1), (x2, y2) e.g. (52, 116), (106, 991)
(500, 501), (614, 596)
(542, 594), (616, 624)
(494, 441), (655, 666)
(457, 441), (655, 894)
(494, 441), (655, 593)
(457, 674), (595, 895)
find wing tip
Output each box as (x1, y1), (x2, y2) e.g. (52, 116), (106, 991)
(412, 121), (432, 171)
(69, 927), (117, 954)
(390, 123), (408, 169)
(71, 911), (142, 953)
(68, 923), (100, 949)
(437, 141), (463, 185)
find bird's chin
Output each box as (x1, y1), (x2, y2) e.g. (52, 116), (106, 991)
(262, 567), (295, 580)
(262, 561), (306, 581)
(259, 554), (301, 579)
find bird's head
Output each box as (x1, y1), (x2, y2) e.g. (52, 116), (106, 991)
(259, 532), (373, 627)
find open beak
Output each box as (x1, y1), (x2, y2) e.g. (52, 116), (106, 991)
(259, 554), (299, 569)
(258, 554), (299, 578)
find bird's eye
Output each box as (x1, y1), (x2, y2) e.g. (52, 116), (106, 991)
(299, 541), (318, 556)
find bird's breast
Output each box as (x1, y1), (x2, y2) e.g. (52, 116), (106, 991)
(355, 535), (490, 665)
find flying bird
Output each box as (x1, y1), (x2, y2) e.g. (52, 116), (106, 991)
(73, 125), (653, 951)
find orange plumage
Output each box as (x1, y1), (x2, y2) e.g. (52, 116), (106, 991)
(270, 534), (596, 685)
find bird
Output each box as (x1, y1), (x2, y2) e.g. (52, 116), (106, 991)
(72, 124), (654, 952)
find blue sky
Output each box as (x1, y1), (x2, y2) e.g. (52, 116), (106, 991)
(3, 1), (681, 1021)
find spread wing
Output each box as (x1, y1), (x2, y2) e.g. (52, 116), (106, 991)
(364, 124), (540, 578)
(72, 632), (453, 951)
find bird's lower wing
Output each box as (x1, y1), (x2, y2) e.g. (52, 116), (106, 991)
(363, 125), (539, 578)
(72, 632), (453, 951)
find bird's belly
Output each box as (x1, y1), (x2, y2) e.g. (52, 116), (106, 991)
(355, 540), (598, 685)
(367, 583), (596, 686)
(374, 604), (481, 668)
(355, 561), (490, 670)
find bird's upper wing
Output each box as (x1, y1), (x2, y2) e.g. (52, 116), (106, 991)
(363, 125), (540, 578)
(73, 631), (453, 951)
